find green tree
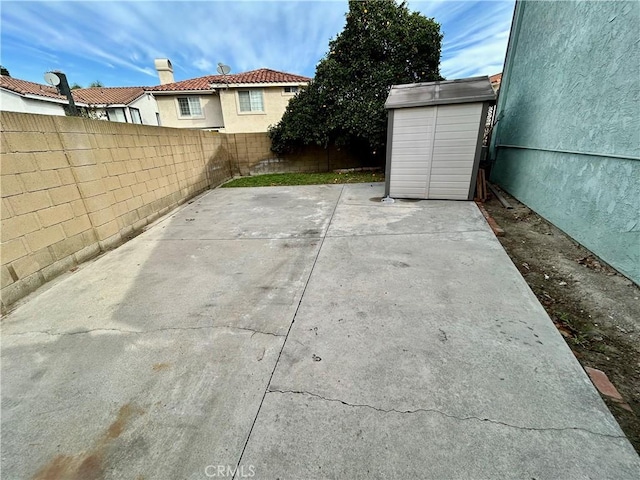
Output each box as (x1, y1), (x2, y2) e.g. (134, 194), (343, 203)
(70, 82), (83, 90)
(0, 65), (10, 76)
(269, 0), (443, 162)
(88, 80), (104, 88)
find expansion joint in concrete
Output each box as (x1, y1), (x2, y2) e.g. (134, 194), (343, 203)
(267, 389), (626, 440)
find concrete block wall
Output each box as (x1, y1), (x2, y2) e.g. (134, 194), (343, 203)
(1, 112), (232, 310)
(228, 133), (363, 176)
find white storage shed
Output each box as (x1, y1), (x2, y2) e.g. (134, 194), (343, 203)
(384, 76), (496, 200)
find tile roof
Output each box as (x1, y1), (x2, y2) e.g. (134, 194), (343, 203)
(0, 75), (67, 101)
(1, 75), (146, 106)
(490, 73), (502, 84)
(149, 68), (311, 92)
(72, 87), (146, 105)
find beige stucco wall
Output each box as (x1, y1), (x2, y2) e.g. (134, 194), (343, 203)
(219, 87), (298, 134)
(0, 111), (233, 311)
(154, 93), (224, 129)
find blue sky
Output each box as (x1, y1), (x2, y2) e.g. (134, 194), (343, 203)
(0, 0), (514, 87)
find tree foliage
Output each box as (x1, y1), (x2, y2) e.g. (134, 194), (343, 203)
(0, 65), (10, 76)
(269, 0), (443, 161)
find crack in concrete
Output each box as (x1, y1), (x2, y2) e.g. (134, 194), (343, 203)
(267, 389), (626, 440)
(5, 324), (284, 339)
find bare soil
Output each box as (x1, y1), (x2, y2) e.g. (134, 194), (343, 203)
(483, 188), (640, 453)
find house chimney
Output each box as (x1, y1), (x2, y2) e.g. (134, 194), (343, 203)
(154, 58), (174, 85)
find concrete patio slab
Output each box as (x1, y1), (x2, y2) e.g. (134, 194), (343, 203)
(2, 183), (638, 479)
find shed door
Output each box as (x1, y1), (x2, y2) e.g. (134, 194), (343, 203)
(389, 107), (435, 199)
(428, 103), (483, 200)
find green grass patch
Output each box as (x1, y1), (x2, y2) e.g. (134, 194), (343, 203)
(222, 171), (384, 188)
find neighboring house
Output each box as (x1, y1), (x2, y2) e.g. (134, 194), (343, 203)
(148, 59), (310, 133)
(72, 87), (160, 125)
(0, 75), (160, 125)
(489, 73), (502, 93)
(490, 0), (639, 284)
(0, 75), (70, 116)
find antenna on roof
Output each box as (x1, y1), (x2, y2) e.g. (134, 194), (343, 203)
(217, 63), (231, 75)
(44, 70), (78, 116)
(214, 63), (231, 91)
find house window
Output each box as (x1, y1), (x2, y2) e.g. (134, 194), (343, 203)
(177, 97), (203, 117)
(238, 90), (264, 112)
(130, 107), (142, 124)
(106, 108), (127, 123)
(283, 86), (298, 94)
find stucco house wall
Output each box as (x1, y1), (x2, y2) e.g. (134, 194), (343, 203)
(0, 89), (67, 116)
(128, 93), (161, 125)
(154, 93), (224, 129)
(490, 0), (640, 283)
(219, 86), (298, 134)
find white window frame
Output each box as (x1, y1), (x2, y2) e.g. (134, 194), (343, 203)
(176, 96), (204, 119)
(282, 86), (299, 95)
(237, 89), (265, 114)
(129, 107), (142, 124)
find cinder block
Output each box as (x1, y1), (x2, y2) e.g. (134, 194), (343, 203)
(128, 147), (144, 159)
(8, 191), (52, 215)
(37, 204), (74, 228)
(49, 184), (81, 206)
(62, 215), (92, 237)
(106, 162), (127, 176)
(74, 243), (100, 264)
(51, 234), (85, 260)
(95, 220), (119, 241)
(41, 255), (77, 282)
(1, 265), (14, 288)
(59, 132), (92, 151)
(72, 165), (103, 183)
(113, 187), (133, 203)
(112, 201), (128, 217)
(78, 179), (107, 199)
(104, 176), (121, 192)
(111, 148), (131, 162)
(1, 174), (25, 198)
(70, 199), (88, 217)
(25, 225), (65, 251)
(2, 213), (40, 242)
(13, 248), (54, 278)
(2, 152), (37, 174)
(3, 131), (47, 153)
(126, 196), (143, 211)
(89, 207), (116, 227)
(83, 192), (113, 213)
(56, 168), (76, 186)
(66, 149), (96, 167)
(126, 159), (143, 173)
(81, 229), (97, 246)
(1, 238), (29, 264)
(33, 151), (69, 171)
(93, 148), (114, 163)
(19, 170), (61, 192)
(118, 173), (137, 187)
(44, 133), (64, 151)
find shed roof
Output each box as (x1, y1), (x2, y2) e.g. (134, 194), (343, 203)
(385, 76), (495, 109)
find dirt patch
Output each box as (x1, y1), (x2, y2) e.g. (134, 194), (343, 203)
(483, 188), (640, 453)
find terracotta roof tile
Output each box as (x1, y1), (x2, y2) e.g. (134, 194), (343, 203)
(0, 75), (67, 101)
(1, 75), (148, 106)
(72, 87), (146, 105)
(490, 73), (502, 84)
(149, 68), (311, 92)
